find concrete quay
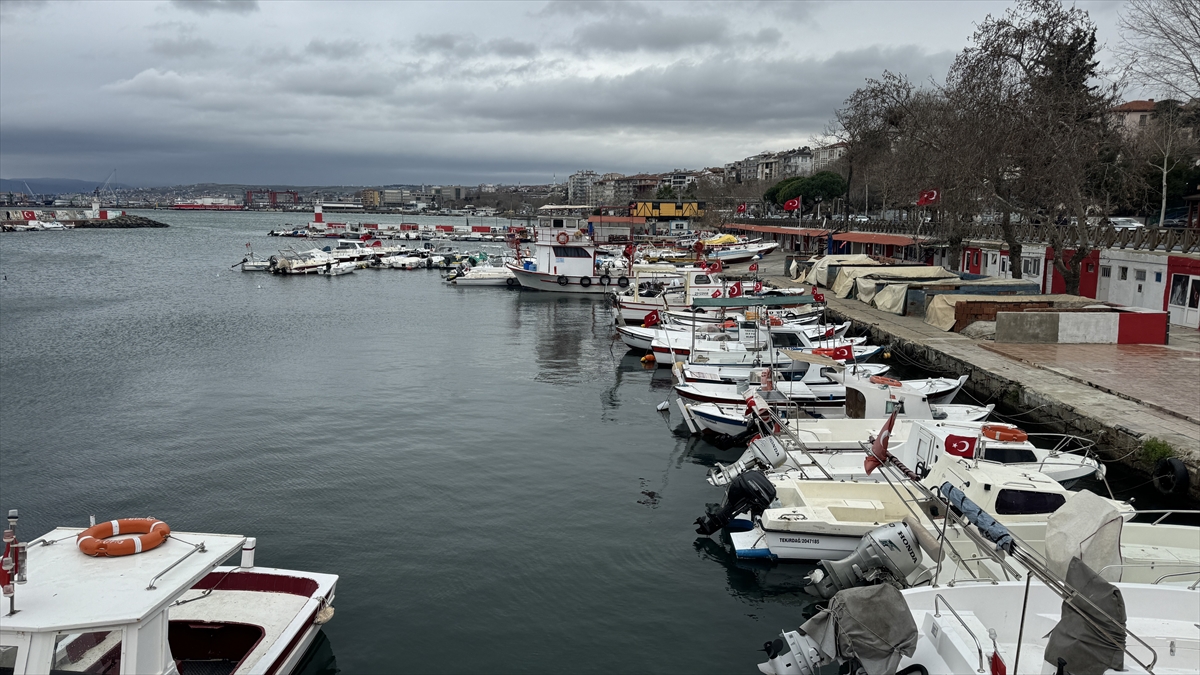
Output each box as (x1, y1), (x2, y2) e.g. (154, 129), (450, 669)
(749, 257), (1200, 501)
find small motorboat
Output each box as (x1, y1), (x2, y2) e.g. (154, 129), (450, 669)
(316, 261), (356, 276)
(0, 510), (337, 675)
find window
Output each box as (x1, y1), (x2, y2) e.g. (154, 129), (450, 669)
(983, 447), (1038, 464)
(53, 631), (123, 674)
(1135, 269), (1146, 281)
(1119, 266), (1128, 281)
(693, 274), (711, 284)
(1139, 114), (1148, 127)
(885, 400), (906, 414)
(1023, 258), (1041, 276)
(974, 252), (980, 266)
(1087, 263), (1095, 273)
(552, 218), (564, 228)
(1155, 272), (1162, 283)
(1100, 265), (1111, 278)
(995, 489), (1066, 515)
(0, 646), (17, 675)
(551, 246), (591, 258)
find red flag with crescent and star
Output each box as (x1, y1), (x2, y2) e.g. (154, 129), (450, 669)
(917, 189), (940, 206)
(711, 289), (722, 298)
(749, 262), (759, 272)
(729, 282), (743, 298)
(737, 203), (747, 214)
(643, 310), (661, 327)
(813, 292), (825, 303)
(945, 434), (977, 458)
(753, 281), (763, 293)
(783, 198), (800, 211)
(831, 345), (853, 360)
(865, 408), (899, 475)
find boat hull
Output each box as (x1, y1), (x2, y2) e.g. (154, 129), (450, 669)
(507, 265), (616, 294)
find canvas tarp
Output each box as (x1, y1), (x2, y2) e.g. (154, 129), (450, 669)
(800, 584), (918, 675)
(831, 265), (958, 299)
(862, 276), (1038, 315)
(1046, 490), (1124, 582)
(924, 293), (1092, 331)
(803, 254), (878, 287)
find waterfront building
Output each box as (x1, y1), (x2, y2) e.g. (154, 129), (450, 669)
(813, 142), (847, 170)
(568, 170), (599, 205)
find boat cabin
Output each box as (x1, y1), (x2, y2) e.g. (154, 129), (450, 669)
(524, 216), (596, 277)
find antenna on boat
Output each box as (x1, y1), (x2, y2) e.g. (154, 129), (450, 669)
(2, 509), (26, 616)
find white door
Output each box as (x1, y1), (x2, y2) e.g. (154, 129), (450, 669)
(1167, 273), (1200, 328)
(1097, 265), (1111, 301)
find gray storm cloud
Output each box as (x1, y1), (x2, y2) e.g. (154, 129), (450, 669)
(0, 0), (1124, 186)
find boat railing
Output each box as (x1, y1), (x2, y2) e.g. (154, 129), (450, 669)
(147, 535), (208, 591)
(933, 594), (986, 673)
(1093, 563), (1200, 589)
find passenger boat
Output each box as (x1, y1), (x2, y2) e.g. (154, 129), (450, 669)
(0, 511), (337, 675)
(504, 215), (628, 294)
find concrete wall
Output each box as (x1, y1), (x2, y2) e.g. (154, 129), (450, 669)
(996, 309), (1167, 344)
(995, 312), (1060, 343)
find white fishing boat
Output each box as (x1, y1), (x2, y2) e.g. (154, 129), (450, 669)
(445, 265), (518, 287)
(610, 266), (730, 321)
(388, 256), (425, 270)
(673, 369), (965, 409)
(617, 320), (854, 352)
(0, 510), (337, 675)
(708, 418), (1103, 487)
(757, 489), (1200, 675)
(504, 215), (628, 294)
(315, 261), (356, 276)
(652, 339), (882, 367)
(707, 241), (779, 264)
(268, 248), (337, 275)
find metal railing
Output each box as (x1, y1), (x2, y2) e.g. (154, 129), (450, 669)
(934, 594), (986, 673)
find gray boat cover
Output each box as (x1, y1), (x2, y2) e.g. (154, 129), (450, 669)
(799, 584), (917, 675)
(939, 482), (1014, 552)
(1044, 556), (1126, 675)
(1045, 490), (1123, 582)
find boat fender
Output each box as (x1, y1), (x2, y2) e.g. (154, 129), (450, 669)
(557, 275), (569, 286)
(77, 518), (171, 557)
(617, 276), (629, 288)
(580, 276), (592, 288)
(1153, 457), (1189, 495)
(869, 376), (903, 388)
(981, 424), (1028, 443)
(505, 277), (517, 287)
(556, 231), (570, 245)
(599, 275), (611, 286)
(784, 312), (796, 319)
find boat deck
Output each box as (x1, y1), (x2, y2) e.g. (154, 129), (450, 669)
(171, 589), (310, 672)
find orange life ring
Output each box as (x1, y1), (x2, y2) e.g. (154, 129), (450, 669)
(982, 424), (1028, 443)
(869, 376), (903, 387)
(555, 231), (570, 245)
(77, 518), (171, 557)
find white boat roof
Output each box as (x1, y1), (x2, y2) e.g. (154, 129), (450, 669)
(2, 528), (244, 633)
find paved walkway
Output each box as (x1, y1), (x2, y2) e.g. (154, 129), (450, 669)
(749, 255), (1200, 496)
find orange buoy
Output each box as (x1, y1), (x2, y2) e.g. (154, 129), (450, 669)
(869, 375), (903, 388)
(77, 518), (171, 557)
(981, 424), (1029, 443)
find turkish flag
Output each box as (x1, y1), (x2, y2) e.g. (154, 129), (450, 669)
(711, 289), (722, 298)
(710, 260), (723, 273)
(22, 211), (35, 220)
(865, 408), (899, 475)
(749, 262), (759, 272)
(736, 203), (747, 213)
(783, 198), (800, 211)
(831, 345), (853, 360)
(917, 188), (940, 206)
(729, 282), (743, 297)
(945, 434), (976, 458)
(754, 281), (763, 293)
(643, 310), (661, 327)
(824, 327), (835, 337)
(697, 260), (708, 271)
(813, 292), (825, 303)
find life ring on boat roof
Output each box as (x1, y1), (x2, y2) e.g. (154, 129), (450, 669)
(77, 518), (170, 557)
(599, 275), (611, 286)
(580, 276), (592, 288)
(869, 376), (903, 388)
(617, 276), (630, 288)
(981, 424), (1028, 443)
(557, 275), (569, 286)
(556, 231), (570, 245)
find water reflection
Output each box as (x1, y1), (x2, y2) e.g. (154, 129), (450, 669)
(519, 294), (614, 386)
(294, 632), (339, 675)
(693, 537), (821, 611)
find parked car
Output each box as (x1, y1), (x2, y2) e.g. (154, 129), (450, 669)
(852, 214), (870, 223)
(1108, 217), (1144, 229)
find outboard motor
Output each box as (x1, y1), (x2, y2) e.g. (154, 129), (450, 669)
(804, 521), (923, 600)
(708, 436), (789, 486)
(695, 470), (776, 536)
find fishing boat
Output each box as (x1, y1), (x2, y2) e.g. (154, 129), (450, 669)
(0, 510), (337, 675)
(673, 368), (966, 410)
(445, 264), (518, 287)
(707, 418), (1103, 487)
(504, 215), (627, 294)
(707, 241), (779, 264)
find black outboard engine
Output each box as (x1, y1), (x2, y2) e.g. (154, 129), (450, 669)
(695, 470), (776, 535)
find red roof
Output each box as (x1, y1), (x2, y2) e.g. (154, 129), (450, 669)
(728, 224), (831, 236)
(1112, 100), (1156, 113)
(832, 232), (919, 246)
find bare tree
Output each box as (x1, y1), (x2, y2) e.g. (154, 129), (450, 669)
(1116, 0), (1200, 99)
(1134, 100), (1200, 225)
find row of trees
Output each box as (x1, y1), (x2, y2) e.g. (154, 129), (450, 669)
(762, 0), (1198, 293)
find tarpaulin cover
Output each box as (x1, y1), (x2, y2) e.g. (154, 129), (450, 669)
(1044, 556), (1127, 675)
(803, 255), (877, 287)
(799, 584), (917, 675)
(924, 293), (1093, 331)
(703, 234), (739, 246)
(831, 266), (958, 299)
(939, 482), (1014, 552)
(871, 283), (909, 314)
(1046, 490), (1123, 582)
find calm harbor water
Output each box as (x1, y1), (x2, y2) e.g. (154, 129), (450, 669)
(0, 210), (821, 674)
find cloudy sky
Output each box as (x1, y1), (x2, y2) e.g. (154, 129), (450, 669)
(0, 0), (1127, 187)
